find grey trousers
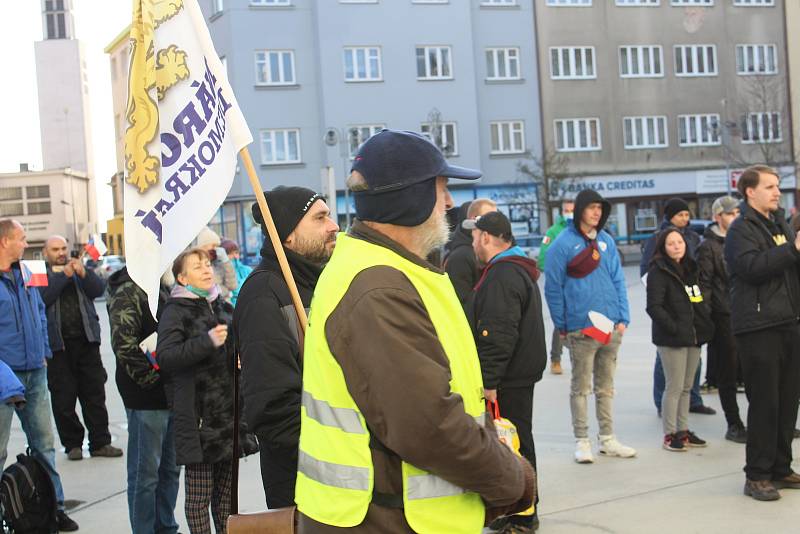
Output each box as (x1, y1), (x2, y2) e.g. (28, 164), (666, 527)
(659, 345), (702, 435)
(551, 326), (563, 363)
(566, 331), (622, 439)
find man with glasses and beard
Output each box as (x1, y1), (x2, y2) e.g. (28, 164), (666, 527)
(293, 130), (534, 533)
(234, 186), (339, 508)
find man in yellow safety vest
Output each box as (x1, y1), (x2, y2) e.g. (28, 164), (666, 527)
(295, 130), (535, 533)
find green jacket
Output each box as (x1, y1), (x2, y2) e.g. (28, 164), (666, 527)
(537, 215), (570, 271)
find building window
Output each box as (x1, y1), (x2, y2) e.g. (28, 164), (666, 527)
(623, 116), (668, 149)
(486, 48), (520, 80)
(44, 0), (68, 39)
(348, 125), (385, 157)
(550, 47), (595, 80)
(413, 0), (448, 3)
(678, 114), (721, 147)
(674, 45), (717, 76)
(255, 50), (295, 85)
(554, 118), (601, 152)
(546, 0), (591, 5)
(421, 122), (458, 156)
(490, 121), (525, 154)
(26, 185), (50, 199)
(416, 46), (453, 80)
(250, 0), (291, 5)
(481, 0), (517, 5)
(343, 47), (382, 81)
(260, 129), (301, 164)
(616, 0), (659, 5)
(736, 44), (778, 75)
(27, 202), (51, 215)
(733, 0), (774, 4)
(0, 204), (23, 217)
(212, 0), (223, 13)
(619, 45), (663, 78)
(0, 187), (22, 201)
(741, 112), (781, 143)
(671, 0), (712, 5)
(340, 0), (378, 3)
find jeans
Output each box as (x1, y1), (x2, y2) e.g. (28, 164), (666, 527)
(566, 330), (622, 439)
(0, 367), (66, 509)
(653, 351), (703, 411)
(659, 346), (702, 435)
(127, 409), (181, 534)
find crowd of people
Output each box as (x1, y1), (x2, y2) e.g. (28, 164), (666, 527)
(0, 130), (797, 533)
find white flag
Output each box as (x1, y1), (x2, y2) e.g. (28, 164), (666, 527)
(124, 0), (252, 315)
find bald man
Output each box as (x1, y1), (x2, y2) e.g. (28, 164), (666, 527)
(40, 236), (121, 460)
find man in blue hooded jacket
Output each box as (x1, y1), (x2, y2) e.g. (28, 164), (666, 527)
(545, 189), (636, 464)
(0, 219), (78, 531)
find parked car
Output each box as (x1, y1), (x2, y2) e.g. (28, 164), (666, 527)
(688, 219), (712, 236)
(516, 234), (544, 260)
(94, 255), (126, 280)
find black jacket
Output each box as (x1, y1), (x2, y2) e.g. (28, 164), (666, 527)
(724, 202), (800, 335)
(697, 224), (730, 316)
(233, 244), (320, 452)
(156, 286), (235, 465)
(39, 267), (105, 350)
(640, 219), (702, 277)
(445, 227), (480, 304)
(646, 257), (714, 347)
(106, 268), (169, 410)
(471, 252), (547, 389)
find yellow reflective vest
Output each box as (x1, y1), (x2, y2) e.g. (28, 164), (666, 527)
(296, 233), (486, 533)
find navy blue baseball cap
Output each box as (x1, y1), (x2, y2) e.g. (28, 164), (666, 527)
(351, 129), (482, 227)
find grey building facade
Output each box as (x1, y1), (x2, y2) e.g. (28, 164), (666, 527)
(201, 0), (544, 262)
(535, 0), (796, 241)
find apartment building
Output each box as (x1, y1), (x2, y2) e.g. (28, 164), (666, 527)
(201, 0), (544, 261)
(536, 0), (794, 239)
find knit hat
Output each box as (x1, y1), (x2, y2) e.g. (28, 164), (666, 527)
(664, 198), (691, 221)
(711, 195), (739, 216)
(351, 129), (481, 227)
(252, 186), (323, 242)
(195, 227), (220, 248)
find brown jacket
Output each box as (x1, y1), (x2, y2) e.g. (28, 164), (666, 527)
(298, 221), (533, 533)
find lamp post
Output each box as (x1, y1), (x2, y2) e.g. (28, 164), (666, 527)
(324, 126), (352, 228)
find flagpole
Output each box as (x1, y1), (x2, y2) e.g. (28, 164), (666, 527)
(239, 146), (308, 333)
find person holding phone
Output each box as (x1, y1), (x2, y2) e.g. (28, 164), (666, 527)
(156, 248), (236, 533)
(195, 227), (237, 304)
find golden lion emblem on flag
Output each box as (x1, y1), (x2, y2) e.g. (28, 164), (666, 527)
(125, 0), (190, 193)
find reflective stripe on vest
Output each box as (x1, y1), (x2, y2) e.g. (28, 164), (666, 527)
(298, 450), (370, 491)
(407, 474), (465, 500)
(302, 391), (365, 434)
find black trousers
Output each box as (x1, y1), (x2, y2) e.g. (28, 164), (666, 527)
(708, 313), (743, 427)
(47, 337), (111, 451)
(498, 385), (537, 525)
(736, 325), (800, 481)
(257, 441), (297, 509)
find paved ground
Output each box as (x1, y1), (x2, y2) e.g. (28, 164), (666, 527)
(4, 266), (798, 533)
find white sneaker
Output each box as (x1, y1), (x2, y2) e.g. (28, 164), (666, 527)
(598, 434), (637, 458)
(574, 438), (595, 464)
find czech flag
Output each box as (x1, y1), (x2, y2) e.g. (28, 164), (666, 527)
(84, 234), (108, 262)
(581, 311), (615, 345)
(138, 332), (159, 370)
(20, 260), (48, 287)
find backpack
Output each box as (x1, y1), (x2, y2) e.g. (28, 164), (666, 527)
(0, 450), (58, 534)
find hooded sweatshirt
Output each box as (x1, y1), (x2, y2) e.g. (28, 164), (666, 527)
(471, 245), (547, 389)
(544, 189), (630, 333)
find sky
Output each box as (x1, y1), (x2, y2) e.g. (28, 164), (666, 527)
(0, 0), (131, 232)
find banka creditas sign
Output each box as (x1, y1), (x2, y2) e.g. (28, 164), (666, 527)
(550, 172), (697, 200)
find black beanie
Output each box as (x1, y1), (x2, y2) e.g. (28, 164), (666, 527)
(664, 198), (691, 222)
(252, 186), (322, 242)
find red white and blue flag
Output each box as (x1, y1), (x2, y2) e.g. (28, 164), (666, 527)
(84, 234), (108, 262)
(20, 260), (48, 287)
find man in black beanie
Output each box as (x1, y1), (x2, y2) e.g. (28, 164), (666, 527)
(233, 186), (338, 508)
(639, 197), (713, 417)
